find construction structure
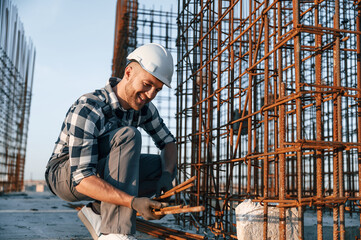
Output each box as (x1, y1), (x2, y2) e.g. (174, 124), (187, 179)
(0, 0), (36, 193)
(112, 0), (177, 154)
(176, 0), (361, 239)
(111, 0), (361, 238)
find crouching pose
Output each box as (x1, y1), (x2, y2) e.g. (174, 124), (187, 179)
(45, 43), (177, 240)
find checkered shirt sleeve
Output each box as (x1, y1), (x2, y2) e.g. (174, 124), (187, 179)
(65, 100), (103, 186)
(140, 103), (175, 149)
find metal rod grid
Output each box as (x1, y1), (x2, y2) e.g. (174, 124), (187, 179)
(112, 0), (178, 155)
(175, 0), (361, 239)
(0, 0), (36, 193)
(135, 6), (178, 154)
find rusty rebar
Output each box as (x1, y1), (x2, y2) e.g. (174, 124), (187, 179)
(0, 0), (36, 193)
(154, 176), (196, 200)
(153, 205), (205, 215)
(136, 219), (205, 240)
(176, 0), (361, 239)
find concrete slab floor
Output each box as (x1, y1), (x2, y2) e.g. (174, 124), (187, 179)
(0, 191), (160, 240)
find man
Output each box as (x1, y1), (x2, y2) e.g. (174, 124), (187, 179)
(45, 43), (177, 240)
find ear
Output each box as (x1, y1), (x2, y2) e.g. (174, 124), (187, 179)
(123, 65), (132, 81)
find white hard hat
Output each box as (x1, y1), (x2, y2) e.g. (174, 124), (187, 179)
(127, 43), (174, 88)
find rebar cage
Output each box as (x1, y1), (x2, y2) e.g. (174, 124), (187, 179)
(175, 0), (361, 239)
(0, 0), (36, 193)
(112, 0), (177, 155)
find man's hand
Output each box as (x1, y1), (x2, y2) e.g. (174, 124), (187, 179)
(155, 171), (173, 198)
(131, 197), (164, 220)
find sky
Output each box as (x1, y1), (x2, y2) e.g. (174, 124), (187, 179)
(12, 0), (177, 180)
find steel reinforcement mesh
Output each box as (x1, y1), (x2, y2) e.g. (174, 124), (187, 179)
(112, 0), (177, 155)
(0, 0), (36, 192)
(175, 0), (361, 239)
(135, 7), (178, 154)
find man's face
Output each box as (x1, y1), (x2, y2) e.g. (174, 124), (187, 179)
(123, 65), (164, 110)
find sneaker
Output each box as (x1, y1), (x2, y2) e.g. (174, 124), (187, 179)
(99, 234), (138, 240)
(78, 204), (102, 240)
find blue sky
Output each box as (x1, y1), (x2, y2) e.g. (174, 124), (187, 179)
(12, 0), (177, 180)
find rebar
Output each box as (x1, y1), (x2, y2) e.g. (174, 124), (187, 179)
(0, 0), (36, 193)
(136, 219), (205, 240)
(112, 0), (177, 155)
(175, 0), (361, 239)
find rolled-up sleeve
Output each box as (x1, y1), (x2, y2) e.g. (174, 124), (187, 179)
(66, 103), (102, 186)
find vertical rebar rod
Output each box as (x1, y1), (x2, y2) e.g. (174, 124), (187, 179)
(292, 0), (304, 237)
(263, 3), (270, 238)
(335, 2), (345, 239)
(247, 0), (253, 196)
(206, 0), (214, 228)
(333, 0), (341, 239)
(277, 0), (286, 238)
(357, 1), (361, 238)
(198, 0), (203, 213)
(216, 0), (222, 232)
(314, 1), (323, 239)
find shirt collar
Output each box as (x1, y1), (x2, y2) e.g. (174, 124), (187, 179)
(105, 77), (133, 113)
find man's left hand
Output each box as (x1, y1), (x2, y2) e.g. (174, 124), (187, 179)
(155, 171), (173, 197)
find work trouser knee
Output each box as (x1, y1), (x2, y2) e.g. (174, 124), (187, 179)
(46, 126), (163, 234)
(45, 154), (92, 202)
(97, 126), (142, 234)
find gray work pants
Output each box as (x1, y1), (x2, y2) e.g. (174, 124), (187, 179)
(46, 126), (163, 234)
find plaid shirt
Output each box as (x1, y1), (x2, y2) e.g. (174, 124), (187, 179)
(49, 78), (175, 186)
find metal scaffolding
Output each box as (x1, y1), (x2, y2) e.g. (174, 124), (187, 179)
(175, 0), (361, 239)
(0, 0), (36, 192)
(112, 0), (177, 155)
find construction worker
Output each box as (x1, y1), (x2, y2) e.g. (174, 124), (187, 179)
(45, 43), (177, 240)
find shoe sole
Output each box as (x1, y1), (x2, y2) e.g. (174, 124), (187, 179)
(78, 210), (99, 240)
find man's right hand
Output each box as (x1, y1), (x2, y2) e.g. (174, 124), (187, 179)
(131, 197), (164, 220)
